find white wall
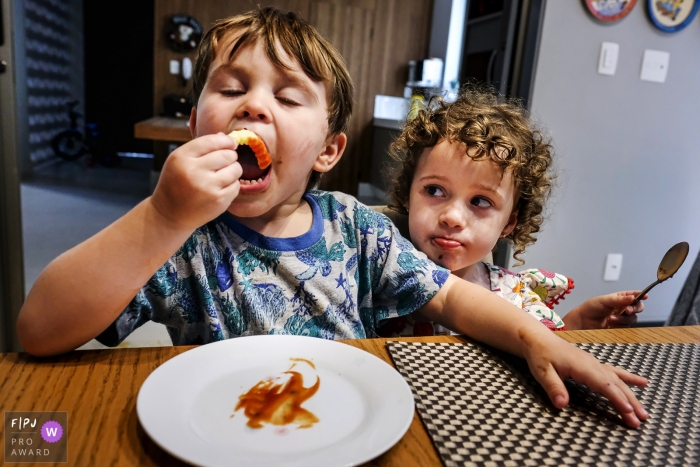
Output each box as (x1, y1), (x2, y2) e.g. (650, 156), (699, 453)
(525, 3), (700, 322)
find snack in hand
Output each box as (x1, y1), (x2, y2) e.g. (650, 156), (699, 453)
(228, 129), (271, 169)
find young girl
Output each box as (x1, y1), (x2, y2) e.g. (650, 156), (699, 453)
(379, 86), (646, 336)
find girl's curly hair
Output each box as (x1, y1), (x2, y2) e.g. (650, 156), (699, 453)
(388, 84), (554, 265)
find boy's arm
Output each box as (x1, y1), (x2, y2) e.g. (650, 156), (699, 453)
(562, 291), (646, 330)
(419, 275), (649, 428)
(17, 134), (242, 356)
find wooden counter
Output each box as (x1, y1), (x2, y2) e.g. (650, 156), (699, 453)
(134, 117), (191, 143)
(2, 327), (699, 466)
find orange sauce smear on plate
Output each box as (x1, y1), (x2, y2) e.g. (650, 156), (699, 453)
(234, 358), (320, 429)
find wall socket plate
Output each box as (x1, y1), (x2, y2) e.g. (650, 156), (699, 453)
(604, 253), (623, 281)
(640, 49), (669, 83)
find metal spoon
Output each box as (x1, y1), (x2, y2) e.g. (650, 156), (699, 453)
(630, 241), (690, 306)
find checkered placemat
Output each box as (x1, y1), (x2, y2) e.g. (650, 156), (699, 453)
(387, 341), (700, 467)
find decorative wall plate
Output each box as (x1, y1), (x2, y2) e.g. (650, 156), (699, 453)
(648, 0), (699, 32)
(585, 0), (639, 22)
(166, 15), (203, 52)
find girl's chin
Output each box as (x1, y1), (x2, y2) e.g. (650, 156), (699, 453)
(426, 251), (476, 273)
(427, 253), (460, 271)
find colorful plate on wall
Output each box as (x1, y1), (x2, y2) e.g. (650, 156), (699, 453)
(648, 0), (699, 32)
(585, 0), (639, 22)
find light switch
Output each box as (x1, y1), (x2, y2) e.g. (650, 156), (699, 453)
(182, 58), (193, 80)
(169, 60), (180, 75)
(598, 42), (619, 76)
(604, 254), (623, 281)
(640, 49), (669, 83)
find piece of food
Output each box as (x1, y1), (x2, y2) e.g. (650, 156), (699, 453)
(228, 129), (271, 170)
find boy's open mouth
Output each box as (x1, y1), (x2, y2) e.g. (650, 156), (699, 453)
(237, 145), (271, 184)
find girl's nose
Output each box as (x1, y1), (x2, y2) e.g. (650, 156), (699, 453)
(438, 204), (466, 229)
(236, 92), (270, 122)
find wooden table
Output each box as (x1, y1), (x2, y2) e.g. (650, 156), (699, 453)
(1, 326), (699, 466)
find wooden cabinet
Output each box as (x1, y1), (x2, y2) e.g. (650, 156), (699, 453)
(152, 0), (434, 194)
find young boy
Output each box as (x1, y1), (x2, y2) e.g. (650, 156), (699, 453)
(17, 8), (648, 427)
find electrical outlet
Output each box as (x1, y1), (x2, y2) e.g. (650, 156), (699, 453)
(640, 49), (669, 83)
(604, 254), (623, 281)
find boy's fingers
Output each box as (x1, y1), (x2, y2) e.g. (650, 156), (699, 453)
(188, 133), (238, 157)
(220, 180), (241, 200)
(611, 365), (648, 387)
(214, 162), (243, 188)
(614, 377), (649, 422)
(200, 149), (239, 170)
(575, 366), (642, 428)
(531, 363), (569, 408)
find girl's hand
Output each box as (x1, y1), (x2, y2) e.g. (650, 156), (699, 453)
(522, 329), (649, 428)
(150, 133), (242, 231)
(564, 291), (647, 330)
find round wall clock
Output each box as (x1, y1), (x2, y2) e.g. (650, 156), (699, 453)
(585, 0), (639, 22)
(648, 0), (699, 32)
(166, 15), (203, 52)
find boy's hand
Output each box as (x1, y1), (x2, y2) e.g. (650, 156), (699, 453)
(564, 291), (647, 330)
(522, 328), (649, 428)
(424, 276), (648, 428)
(150, 133), (242, 230)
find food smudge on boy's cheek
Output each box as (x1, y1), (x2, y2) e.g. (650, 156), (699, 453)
(232, 358), (320, 430)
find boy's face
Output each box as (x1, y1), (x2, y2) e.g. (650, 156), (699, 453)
(190, 33), (346, 219)
(407, 140), (518, 275)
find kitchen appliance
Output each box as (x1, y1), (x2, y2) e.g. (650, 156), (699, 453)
(407, 58), (444, 88)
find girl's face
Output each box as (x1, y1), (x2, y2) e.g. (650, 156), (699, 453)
(407, 140), (518, 276)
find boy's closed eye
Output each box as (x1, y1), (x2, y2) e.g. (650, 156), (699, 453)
(276, 95), (301, 107)
(220, 88), (300, 107)
(221, 89), (245, 97)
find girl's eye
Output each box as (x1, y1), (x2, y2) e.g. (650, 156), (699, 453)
(471, 196), (492, 208)
(425, 185), (445, 197)
(221, 89), (244, 96)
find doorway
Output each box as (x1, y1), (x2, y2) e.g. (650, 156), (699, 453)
(0, 0), (26, 352)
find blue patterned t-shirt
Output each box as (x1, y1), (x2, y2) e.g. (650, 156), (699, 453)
(96, 191), (449, 346)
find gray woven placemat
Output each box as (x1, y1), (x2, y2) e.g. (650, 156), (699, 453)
(387, 341), (700, 467)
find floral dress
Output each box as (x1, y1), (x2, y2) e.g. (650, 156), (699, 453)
(377, 262), (574, 337)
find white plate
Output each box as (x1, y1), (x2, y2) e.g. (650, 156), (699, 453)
(137, 335), (414, 467)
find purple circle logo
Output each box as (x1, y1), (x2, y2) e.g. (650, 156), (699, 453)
(40, 420), (63, 443)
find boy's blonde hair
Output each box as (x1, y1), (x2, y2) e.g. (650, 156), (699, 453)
(191, 7), (354, 188)
(389, 85), (554, 264)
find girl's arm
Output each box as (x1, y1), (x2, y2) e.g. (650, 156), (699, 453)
(563, 291), (646, 330)
(17, 134), (241, 356)
(418, 275), (649, 428)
